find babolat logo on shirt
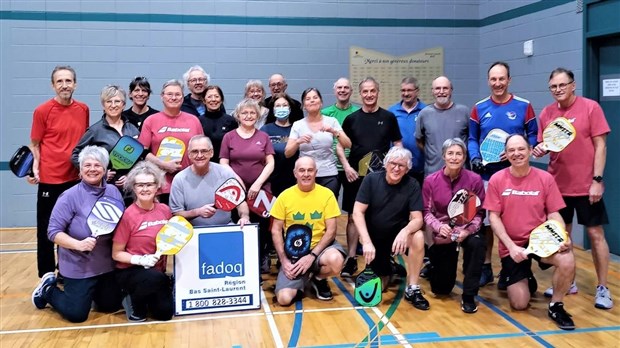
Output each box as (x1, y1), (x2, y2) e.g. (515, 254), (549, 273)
(199, 232), (244, 279)
(502, 189), (541, 196)
(138, 219), (168, 231)
(157, 126), (191, 133)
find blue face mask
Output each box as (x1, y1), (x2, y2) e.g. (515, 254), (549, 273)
(274, 106), (290, 120)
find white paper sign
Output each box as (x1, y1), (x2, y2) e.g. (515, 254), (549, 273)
(174, 224), (260, 315)
(602, 79), (620, 97)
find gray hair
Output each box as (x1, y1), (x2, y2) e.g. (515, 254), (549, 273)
(100, 85), (126, 105)
(123, 161), (166, 197)
(182, 65), (210, 85)
(161, 79), (184, 94)
(51, 65), (76, 83)
(188, 135), (214, 150)
(383, 146), (412, 170)
(233, 98), (261, 119)
(359, 76), (380, 92)
(78, 145), (109, 169)
(401, 76), (419, 89)
(244, 80), (265, 97)
(333, 77), (351, 89)
(441, 138), (467, 157)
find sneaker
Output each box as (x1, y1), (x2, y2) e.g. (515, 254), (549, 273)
(461, 297), (478, 314)
(404, 286), (430, 310)
(311, 277), (333, 301)
(548, 302), (575, 330)
(543, 281), (578, 298)
(122, 295), (146, 322)
(528, 276), (538, 295)
(420, 256), (432, 279)
(260, 255), (271, 274)
(594, 285), (613, 309)
(479, 263), (494, 287)
(32, 272), (56, 309)
(497, 270), (508, 290)
(340, 257), (358, 278)
(390, 257), (407, 278)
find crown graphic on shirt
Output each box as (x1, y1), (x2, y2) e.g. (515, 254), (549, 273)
(310, 211), (322, 219)
(292, 212), (305, 220)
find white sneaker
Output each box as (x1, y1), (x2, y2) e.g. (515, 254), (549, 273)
(594, 285), (613, 309)
(543, 281), (578, 298)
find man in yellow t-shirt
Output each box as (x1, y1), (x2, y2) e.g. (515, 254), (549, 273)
(270, 156), (345, 305)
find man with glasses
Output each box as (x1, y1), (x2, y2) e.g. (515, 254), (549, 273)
(352, 147), (429, 310)
(182, 65), (210, 118)
(388, 76), (427, 186)
(532, 67), (613, 310)
(169, 135), (250, 227)
(28, 66), (89, 278)
(468, 62), (539, 288)
(264, 74), (303, 123)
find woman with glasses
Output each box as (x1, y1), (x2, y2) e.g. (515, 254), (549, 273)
(221, 99), (275, 273)
(31, 146), (124, 323)
(261, 93), (298, 197)
(422, 138), (486, 314)
(241, 80), (270, 129)
(71, 85), (140, 197)
(284, 88), (351, 198)
(112, 161), (174, 322)
(201, 85), (237, 163)
(139, 80), (203, 205)
(122, 77), (159, 131)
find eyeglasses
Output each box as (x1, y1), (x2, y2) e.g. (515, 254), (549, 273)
(548, 80), (573, 92)
(188, 77), (207, 84)
(269, 82), (285, 88)
(105, 99), (124, 106)
(134, 182), (157, 189)
(387, 161), (407, 170)
(163, 93), (183, 99)
(239, 110), (258, 117)
(189, 149), (213, 156)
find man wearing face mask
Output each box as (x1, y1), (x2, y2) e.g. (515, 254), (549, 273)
(262, 93), (298, 196)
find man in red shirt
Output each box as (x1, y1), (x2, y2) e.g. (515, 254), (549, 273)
(485, 134), (575, 330)
(532, 68), (612, 310)
(29, 66), (89, 278)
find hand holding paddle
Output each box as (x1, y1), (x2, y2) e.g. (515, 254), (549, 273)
(9, 145), (34, 178)
(479, 128), (509, 166)
(533, 117), (576, 157)
(447, 189), (481, 251)
(214, 178), (246, 211)
(86, 196), (125, 253)
(142, 216), (194, 269)
(523, 220), (570, 258)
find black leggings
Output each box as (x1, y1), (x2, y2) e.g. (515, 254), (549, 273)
(116, 266), (174, 320)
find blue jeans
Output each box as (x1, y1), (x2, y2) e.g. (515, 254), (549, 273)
(45, 271), (122, 323)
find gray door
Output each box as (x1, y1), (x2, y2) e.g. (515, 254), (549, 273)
(596, 36), (620, 255)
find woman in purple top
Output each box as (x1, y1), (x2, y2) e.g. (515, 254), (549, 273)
(422, 138), (486, 314)
(31, 146), (124, 322)
(220, 98), (275, 273)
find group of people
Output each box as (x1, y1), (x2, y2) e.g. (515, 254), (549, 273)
(28, 63), (612, 331)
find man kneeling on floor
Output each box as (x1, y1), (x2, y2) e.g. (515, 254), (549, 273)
(352, 147), (430, 310)
(270, 156), (345, 305)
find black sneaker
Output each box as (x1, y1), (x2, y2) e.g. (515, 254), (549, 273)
(461, 300), (478, 314)
(260, 255), (271, 274)
(32, 272), (56, 309)
(340, 257), (358, 278)
(548, 302), (575, 330)
(122, 295), (146, 322)
(528, 276), (538, 295)
(404, 286), (430, 310)
(420, 257), (431, 279)
(311, 277), (333, 301)
(390, 257), (407, 278)
(479, 263), (494, 287)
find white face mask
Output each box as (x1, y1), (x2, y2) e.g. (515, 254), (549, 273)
(274, 106), (290, 120)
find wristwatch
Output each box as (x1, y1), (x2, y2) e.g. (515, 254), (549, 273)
(593, 175), (603, 183)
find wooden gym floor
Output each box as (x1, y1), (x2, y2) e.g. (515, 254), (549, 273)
(1, 216), (618, 347)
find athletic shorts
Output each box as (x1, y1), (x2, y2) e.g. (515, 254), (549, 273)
(275, 241), (346, 294)
(341, 177), (362, 213)
(560, 196), (609, 227)
(499, 253), (552, 287)
(316, 175), (340, 200)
